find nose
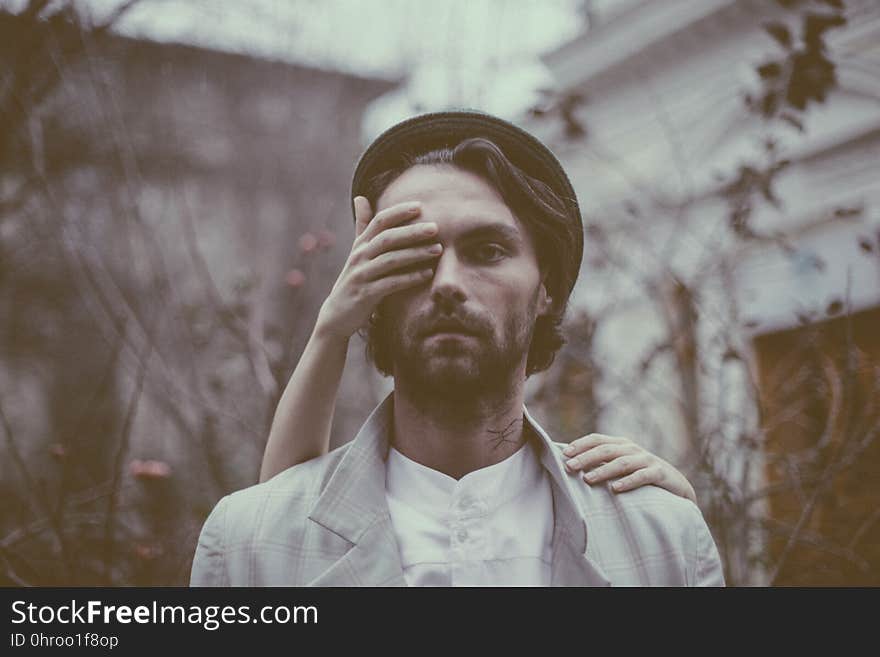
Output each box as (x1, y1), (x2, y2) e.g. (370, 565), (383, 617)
(429, 250), (467, 309)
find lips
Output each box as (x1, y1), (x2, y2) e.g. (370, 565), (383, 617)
(421, 320), (479, 337)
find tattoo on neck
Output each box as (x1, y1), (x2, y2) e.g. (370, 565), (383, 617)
(487, 418), (523, 451)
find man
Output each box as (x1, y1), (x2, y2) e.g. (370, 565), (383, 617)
(190, 110), (725, 586)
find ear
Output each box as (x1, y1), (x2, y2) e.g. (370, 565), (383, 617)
(537, 281), (553, 316)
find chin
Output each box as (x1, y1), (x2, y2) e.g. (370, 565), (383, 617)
(400, 351), (483, 390)
(422, 353), (479, 380)
(393, 334), (520, 396)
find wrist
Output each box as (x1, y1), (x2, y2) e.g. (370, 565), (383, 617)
(312, 317), (352, 351)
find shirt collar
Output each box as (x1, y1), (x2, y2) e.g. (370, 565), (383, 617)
(386, 440), (543, 517)
(310, 392), (590, 554)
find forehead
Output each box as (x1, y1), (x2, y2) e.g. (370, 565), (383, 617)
(375, 164), (519, 230)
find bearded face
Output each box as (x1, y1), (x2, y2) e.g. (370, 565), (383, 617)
(380, 285), (541, 402)
(372, 164), (552, 405)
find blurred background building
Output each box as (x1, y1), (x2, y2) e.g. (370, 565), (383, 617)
(1, 0), (877, 585)
(519, 0), (880, 585)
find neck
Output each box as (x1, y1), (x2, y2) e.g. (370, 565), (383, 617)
(391, 377), (528, 480)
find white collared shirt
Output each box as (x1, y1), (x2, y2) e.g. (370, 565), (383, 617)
(384, 441), (554, 586)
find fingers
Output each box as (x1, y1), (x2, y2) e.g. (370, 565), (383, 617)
(607, 464), (666, 493)
(360, 243), (442, 281)
(361, 267), (435, 299)
(580, 453), (652, 484)
(344, 234), (438, 314)
(563, 433), (698, 503)
(604, 464), (696, 504)
(563, 433), (628, 458)
(358, 222), (438, 260)
(563, 440), (639, 473)
(357, 200), (425, 245)
(353, 196), (372, 238)
(570, 446), (698, 503)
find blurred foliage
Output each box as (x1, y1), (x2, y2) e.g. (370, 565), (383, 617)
(0, 0), (386, 585)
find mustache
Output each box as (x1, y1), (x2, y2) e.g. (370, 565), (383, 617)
(414, 309), (490, 337)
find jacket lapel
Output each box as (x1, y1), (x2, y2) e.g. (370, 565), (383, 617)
(547, 494), (612, 587)
(307, 396), (406, 587)
(307, 514), (406, 586)
(527, 407), (612, 587)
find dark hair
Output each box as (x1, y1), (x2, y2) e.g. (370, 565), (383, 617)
(360, 137), (582, 377)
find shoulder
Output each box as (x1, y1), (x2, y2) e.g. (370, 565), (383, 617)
(191, 444), (355, 586)
(547, 439), (704, 531)
(203, 443), (353, 546)
(592, 483), (709, 549)
(591, 485), (723, 585)
(551, 443), (724, 585)
(220, 443), (352, 526)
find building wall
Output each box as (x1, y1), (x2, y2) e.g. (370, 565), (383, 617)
(522, 0), (880, 584)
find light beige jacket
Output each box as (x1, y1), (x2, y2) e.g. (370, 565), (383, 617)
(191, 395), (725, 586)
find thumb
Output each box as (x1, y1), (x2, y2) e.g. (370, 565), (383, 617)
(353, 196), (372, 237)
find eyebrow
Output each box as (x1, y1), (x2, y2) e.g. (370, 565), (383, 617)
(456, 222), (524, 244)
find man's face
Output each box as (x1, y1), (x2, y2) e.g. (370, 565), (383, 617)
(374, 164), (552, 400)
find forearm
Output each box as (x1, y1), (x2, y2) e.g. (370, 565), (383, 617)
(259, 323), (349, 482)
(258, 197), (437, 483)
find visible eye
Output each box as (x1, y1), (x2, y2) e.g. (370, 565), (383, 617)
(470, 242), (508, 263)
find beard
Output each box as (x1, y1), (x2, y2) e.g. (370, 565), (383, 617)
(382, 294), (539, 407)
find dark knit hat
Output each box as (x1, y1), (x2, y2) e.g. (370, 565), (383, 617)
(350, 109), (583, 296)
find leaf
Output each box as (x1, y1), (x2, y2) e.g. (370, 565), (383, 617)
(563, 117), (587, 139)
(804, 12), (847, 49)
(558, 91), (588, 139)
(787, 50), (837, 110)
(764, 22), (792, 48)
(757, 61), (783, 79)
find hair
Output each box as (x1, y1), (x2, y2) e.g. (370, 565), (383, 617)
(359, 137), (582, 377)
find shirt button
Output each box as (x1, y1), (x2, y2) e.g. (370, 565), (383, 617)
(456, 529), (468, 542)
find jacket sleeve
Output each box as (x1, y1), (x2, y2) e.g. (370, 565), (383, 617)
(691, 508), (726, 586)
(190, 496), (230, 587)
